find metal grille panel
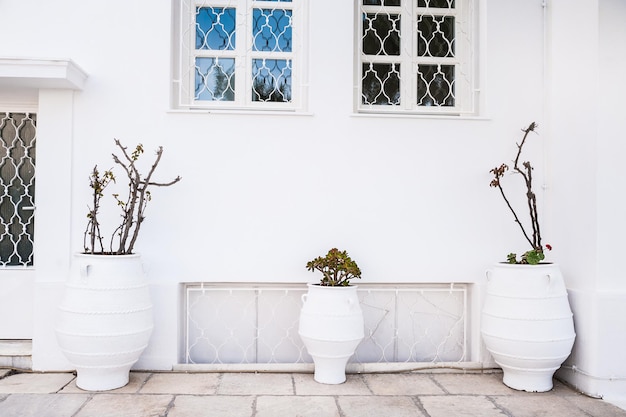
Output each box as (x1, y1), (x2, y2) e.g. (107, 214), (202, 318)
(180, 0), (297, 107)
(0, 112), (36, 267)
(359, 0), (475, 113)
(183, 283), (467, 366)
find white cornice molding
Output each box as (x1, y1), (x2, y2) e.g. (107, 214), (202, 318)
(0, 57), (88, 90)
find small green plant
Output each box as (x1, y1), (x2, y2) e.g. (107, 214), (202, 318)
(490, 122), (551, 265)
(84, 139), (181, 255)
(306, 248), (362, 286)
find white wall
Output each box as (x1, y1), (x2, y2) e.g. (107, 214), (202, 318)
(547, 0), (626, 403)
(0, 0), (552, 371)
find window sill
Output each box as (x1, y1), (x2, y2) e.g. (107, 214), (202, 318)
(167, 108), (314, 117)
(351, 112), (490, 121)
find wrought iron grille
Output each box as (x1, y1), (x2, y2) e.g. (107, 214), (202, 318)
(359, 0), (475, 114)
(183, 283), (467, 366)
(0, 112), (36, 267)
(179, 0), (298, 108)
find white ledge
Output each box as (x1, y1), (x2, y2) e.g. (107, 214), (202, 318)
(0, 57), (88, 90)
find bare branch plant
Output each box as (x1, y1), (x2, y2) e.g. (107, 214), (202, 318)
(489, 122), (551, 264)
(84, 140), (181, 255)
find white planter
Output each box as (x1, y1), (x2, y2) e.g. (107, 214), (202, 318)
(481, 263), (576, 392)
(298, 284), (364, 384)
(56, 253), (153, 391)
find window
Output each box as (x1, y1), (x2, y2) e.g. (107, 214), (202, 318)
(0, 112), (36, 267)
(357, 0), (476, 115)
(174, 0), (307, 111)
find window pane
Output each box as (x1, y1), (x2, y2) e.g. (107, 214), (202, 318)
(362, 13), (401, 56)
(196, 7), (236, 51)
(195, 58), (236, 101)
(418, 0), (455, 8)
(361, 63), (400, 105)
(417, 15), (455, 57)
(417, 64), (455, 106)
(0, 112), (36, 266)
(253, 9), (292, 52)
(252, 59), (292, 102)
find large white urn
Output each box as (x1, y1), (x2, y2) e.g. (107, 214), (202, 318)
(481, 263), (576, 392)
(56, 253), (153, 391)
(298, 284), (364, 384)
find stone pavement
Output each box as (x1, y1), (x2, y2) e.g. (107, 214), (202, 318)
(0, 369), (625, 417)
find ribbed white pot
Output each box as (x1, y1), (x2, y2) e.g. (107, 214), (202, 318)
(298, 284), (364, 384)
(481, 263), (576, 392)
(56, 253), (154, 391)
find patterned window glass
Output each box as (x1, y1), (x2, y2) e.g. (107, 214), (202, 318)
(358, 0), (475, 114)
(0, 112), (36, 267)
(251, 7), (292, 102)
(195, 7), (237, 101)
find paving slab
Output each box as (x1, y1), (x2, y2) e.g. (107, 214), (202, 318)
(338, 395), (426, 417)
(218, 372), (294, 395)
(168, 395), (254, 417)
(140, 372), (219, 395)
(61, 371), (151, 394)
(0, 393), (89, 417)
(431, 372), (517, 395)
(0, 369), (11, 378)
(74, 393), (173, 417)
(492, 394), (600, 417)
(294, 373), (371, 395)
(257, 395), (340, 417)
(563, 395), (624, 417)
(364, 373), (446, 395)
(420, 395), (509, 417)
(0, 373), (75, 394)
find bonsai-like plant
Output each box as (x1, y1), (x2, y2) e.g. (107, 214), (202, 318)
(306, 248), (362, 286)
(84, 139), (181, 255)
(489, 122), (551, 264)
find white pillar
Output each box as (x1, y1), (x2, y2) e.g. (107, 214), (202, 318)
(32, 89), (76, 370)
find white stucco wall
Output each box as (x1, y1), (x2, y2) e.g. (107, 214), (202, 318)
(547, 0), (626, 404)
(9, 1), (626, 402)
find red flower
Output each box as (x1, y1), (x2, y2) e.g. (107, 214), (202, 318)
(545, 244), (552, 251)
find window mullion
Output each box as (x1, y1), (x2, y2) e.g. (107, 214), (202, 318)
(236, 0), (250, 106)
(402, 3), (414, 111)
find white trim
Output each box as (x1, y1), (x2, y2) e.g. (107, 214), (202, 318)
(166, 108), (314, 116)
(0, 58), (88, 90)
(174, 361), (486, 373)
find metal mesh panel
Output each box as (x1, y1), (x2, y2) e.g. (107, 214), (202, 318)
(0, 112), (36, 267)
(358, 0), (475, 113)
(183, 283), (467, 365)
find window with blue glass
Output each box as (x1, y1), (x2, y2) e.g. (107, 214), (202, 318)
(177, 0), (303, 110)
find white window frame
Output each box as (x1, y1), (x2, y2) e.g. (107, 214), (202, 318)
(355, 0), (477, 116)
(173, 0), (308, 112)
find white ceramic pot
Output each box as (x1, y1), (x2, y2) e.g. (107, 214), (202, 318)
(298, 284), (364, 384)
(56, 253), (153, 391)
(481, 263), (576, 392)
